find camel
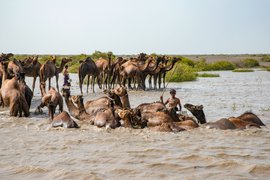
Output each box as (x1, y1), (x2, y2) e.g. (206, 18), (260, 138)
(20, 56), (41, 93)
(69, 95), (119, 128)
(119, 57), (153, 90)
(236, 112), (265, 126)
(184, 104), (206, 124)
(95, 58), (110, 89)
(35, 82), (63, 121)
(110, 86), (130, 109)
(40, 56), (71, 93)
(110, 57), (125, 88)
(0, 53), (13, 87)
(184, 103), (265, 129)
(18, 73), (33, 108)
(0, 62), (29, 117)
(78, 57), (100, 94)
(52, 111), (79, 128)
(61, 87), (81, 118)
(115, 108), (147, 128)
(157, 57), (179, 89)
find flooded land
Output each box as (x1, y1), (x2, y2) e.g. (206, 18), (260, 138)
(0, 70), (270, 179)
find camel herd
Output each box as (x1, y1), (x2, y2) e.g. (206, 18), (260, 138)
(0, 53), (266, 132)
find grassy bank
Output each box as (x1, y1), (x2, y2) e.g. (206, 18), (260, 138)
(197, 73), (220, 77)
(232, 69), (254, 72)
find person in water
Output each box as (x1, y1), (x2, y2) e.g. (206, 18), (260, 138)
(63, 65), (70, 87)
(160, 89), (182, 112)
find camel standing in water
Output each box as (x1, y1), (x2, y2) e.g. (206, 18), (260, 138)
(78, 57), (100, 94)
(20, 56), (41, 93)
(40, 56), (71, 93)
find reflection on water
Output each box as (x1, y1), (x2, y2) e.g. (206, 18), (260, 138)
(0, 70), (270, 179)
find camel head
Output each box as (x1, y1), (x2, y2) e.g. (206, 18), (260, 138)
(7, 59), (24, 79)
(115, 108), (147, 129)
(70, 95), (83, 107)
(113, 86), (128, 97)
(62, 57), (72, 64)
(61, 87), (71, 98)
(184, 103), (206, 124)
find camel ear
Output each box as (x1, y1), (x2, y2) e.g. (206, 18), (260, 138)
(197, 105), (203, 110)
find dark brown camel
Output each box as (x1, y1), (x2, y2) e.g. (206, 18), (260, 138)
(78, 57), (100, 94)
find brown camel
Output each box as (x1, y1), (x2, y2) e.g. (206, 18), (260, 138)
(119, 57), (152, 89)
(237, 112), (265, 126)
(35, 82), (63, 121)
(95, 58), (109, 89)
(0, 53), (13, 87)
(69, 95), (119, 128)
(110, 57), (125, 88)
(52, 111), (79, 128)
(78, 57), (100, 94)
(185, 103), (264, 129)
(20, 56), (41, 93)
(40, 56), (71, 93)
(61, 87), (81, 119)
(111, 86), (130, 109)
(0, 62), (29, 117)
(115, 108), (147, 128)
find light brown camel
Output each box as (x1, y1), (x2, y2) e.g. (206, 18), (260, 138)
(111, 86), (130, 109)
(115, 109), (147, 128)
(69, 95), (119, 128)
(78, 57), (100, 94)
(110, 57), (125, 88)
(0, 62), (29, 117)
(40, 56), (71, 93)
(119, 58), (152, 89)
(95, 58), (110, 89)
(0, 53), (14, 87)
(35, 82), (63, 121)
(52, 111), (79, 128)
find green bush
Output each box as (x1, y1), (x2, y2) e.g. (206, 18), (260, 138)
(267, 67), (270, 71)
(232, 69), (254, 72)
(197, 61), (236, 71)
(241, 58), (259, 68)
(180, 57), (195, 67)
(197, 73), (220, 77)
(261, 55), (270, 62)
(166, 63), (197, 82)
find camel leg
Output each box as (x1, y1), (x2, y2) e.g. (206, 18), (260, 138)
(10, 101), (19, 117)
(163, 73), (166, 89)
(21, 96), (30, 117)
(86, 75), (90, 93)
(154, 75), (158, 90)
(79, 74), (84, 95)
(158, 74), (162, 89)
(148, 76), (152, 89)
(128, 78), (132, 89)
(56, 74), (59, 92)
(32, 76), (37, 93)
(92, 76), (95, 93)
(49, 78), (51, 91)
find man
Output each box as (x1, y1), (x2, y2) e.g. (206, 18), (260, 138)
(160, 89), (182, 112)
(63, 65), (70, 87)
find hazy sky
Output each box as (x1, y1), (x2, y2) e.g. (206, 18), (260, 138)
(0, 0), (269, 54)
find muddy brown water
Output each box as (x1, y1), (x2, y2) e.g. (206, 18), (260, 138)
(0, 70), (270, 179)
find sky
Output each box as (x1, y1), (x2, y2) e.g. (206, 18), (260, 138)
(0, 0), (269, 55)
